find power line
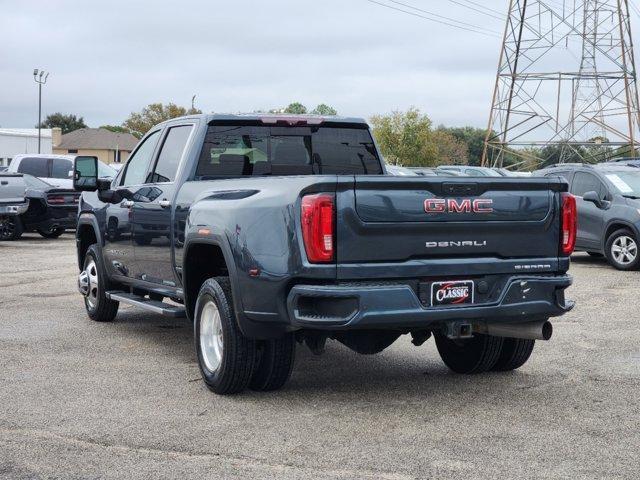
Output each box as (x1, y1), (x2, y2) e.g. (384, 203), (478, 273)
(364, 0), (500, 37)
(387, 0), (500, 31)
(456, 0), (506, 17)
(443, 0), (506, 21)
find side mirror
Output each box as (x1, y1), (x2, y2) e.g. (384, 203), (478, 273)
(582, 190), (603, 208)
(73, 156), (99, 191)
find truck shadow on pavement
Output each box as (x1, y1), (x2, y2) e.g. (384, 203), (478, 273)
(108, 309), (547, 400)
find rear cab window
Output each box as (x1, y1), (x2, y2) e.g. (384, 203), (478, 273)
(195, 124), (383, 179)
(51, 158), (73, 179)
(147, 125), (193, 183)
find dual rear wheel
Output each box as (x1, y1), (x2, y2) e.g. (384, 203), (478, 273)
(434, 332), (536, 374)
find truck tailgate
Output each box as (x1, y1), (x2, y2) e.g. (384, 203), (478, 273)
(0, 175), (26, 205)
(337, 176), (566, 264)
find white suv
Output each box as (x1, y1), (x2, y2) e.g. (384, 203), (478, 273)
(8, 154), (115, 188)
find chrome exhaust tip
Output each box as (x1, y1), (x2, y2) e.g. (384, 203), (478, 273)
(476, 320), (553, 341)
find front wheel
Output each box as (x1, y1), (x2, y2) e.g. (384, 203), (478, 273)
(37, 227), (65, 238)
(79, 244), (119, 322)
(195, 277), (256, 395)
(0, 215), (23, 241)
(434, 332), (503, 374)
(605, 228), (640, 270)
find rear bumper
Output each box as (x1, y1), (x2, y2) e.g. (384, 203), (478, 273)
(287, 274), (573, 330)
(0, 202), (29, 215)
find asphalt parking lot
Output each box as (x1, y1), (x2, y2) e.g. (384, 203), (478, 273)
(1, 235), (639, 479)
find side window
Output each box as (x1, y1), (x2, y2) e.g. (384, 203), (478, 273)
(571, 172), (603, 197)
(51, 158), (73, 179)
(121, 131), (160, 187)
(147, 125), (193, 183)
(17, 158), (49, 177)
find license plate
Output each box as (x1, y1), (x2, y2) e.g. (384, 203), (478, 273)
(430, 280), (474, 307)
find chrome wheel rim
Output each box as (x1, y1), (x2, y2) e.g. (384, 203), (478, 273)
(200, 300), (224, 373)
(0, 216), (15, 239)
(611, 235), (637, 265)
(84, 258), (99, 309)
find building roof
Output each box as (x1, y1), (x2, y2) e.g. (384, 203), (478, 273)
(56, 128), (139, 151)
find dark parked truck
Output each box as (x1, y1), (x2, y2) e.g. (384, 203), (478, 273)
(73, 114), (577, 395)
(0, 172), (79, 240)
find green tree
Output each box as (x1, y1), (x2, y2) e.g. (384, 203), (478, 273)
(100, 125), (134, 135)
(37, 113), (87, 134)
(123, 102), (202, 137)
(311, 104), (338, 116)
(370, 107), (468, 167)
(283, 102), (307, 114)
(437, 126), (487, 166)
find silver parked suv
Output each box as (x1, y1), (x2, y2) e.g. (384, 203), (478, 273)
(537, 163), (640, 270)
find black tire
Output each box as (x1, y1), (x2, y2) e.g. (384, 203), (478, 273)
(604, 228), (640, 271)
(587, 252), (603, 258)
(250, 334), (296, 391)
(194, 277), (256, 395)
(0, 215), (23, 241)
(134, 235), (151, 246)
(82, 244), (119, 322)
(492, 338), (535, 371)
(434, 333), (503, 374)
(37, 227), (65, 239)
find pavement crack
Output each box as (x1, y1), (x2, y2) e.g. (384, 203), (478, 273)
(0, 427), (414, 479)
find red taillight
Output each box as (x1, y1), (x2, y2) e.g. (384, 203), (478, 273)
(47, 195), (66, 205)
(301, 193), (335, 263)
(561, 192), (577, 255)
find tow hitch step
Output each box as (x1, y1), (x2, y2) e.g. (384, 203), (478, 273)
(105, 291), (186, 318)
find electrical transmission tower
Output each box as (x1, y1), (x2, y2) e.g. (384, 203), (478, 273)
(482, 0), (640, 167)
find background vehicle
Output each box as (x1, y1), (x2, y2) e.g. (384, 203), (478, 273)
(436, 165), (502, 177)
(7, 154), (116, 188)
(603, 158), (640, 168)
(0, 172), (79, 240)
(537, 163), (640, 270)
(73, 114), (575, 395)
(494, 168), (533, 177)
(409, 167), (466, 176)
(385, 164), (419, 176)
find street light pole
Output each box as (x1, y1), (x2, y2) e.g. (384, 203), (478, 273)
(33, 69), (49, 154)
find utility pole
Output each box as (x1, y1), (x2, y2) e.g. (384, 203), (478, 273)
(482, 0), (640, 167)
(33, 69), (49, 154)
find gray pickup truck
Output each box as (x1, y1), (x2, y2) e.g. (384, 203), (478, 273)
(72, 114), (576, 395)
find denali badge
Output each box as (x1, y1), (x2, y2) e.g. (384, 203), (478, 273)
(426, 240), (487, 248)
(424, 198), (493, 214)
(431, 280), (475, 306)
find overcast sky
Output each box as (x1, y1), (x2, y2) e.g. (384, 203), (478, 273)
(0, 0), (580, 129)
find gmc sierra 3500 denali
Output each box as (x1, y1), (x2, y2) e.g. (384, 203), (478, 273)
(73, 114), (576, 395)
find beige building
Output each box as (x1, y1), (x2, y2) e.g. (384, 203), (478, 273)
(53, 127), (139, 165)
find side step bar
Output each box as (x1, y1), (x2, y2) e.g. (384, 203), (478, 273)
(106, 291), (186, 318)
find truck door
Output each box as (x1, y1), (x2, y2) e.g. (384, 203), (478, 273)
(103, 130), (161, 280)
(131, 124), (194, 287)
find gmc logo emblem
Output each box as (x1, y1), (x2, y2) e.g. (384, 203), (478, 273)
(424, 198), (494, 214)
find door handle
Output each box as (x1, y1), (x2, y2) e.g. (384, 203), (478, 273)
(121, 200), (134, 208)
(159, 199), (171, 209)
